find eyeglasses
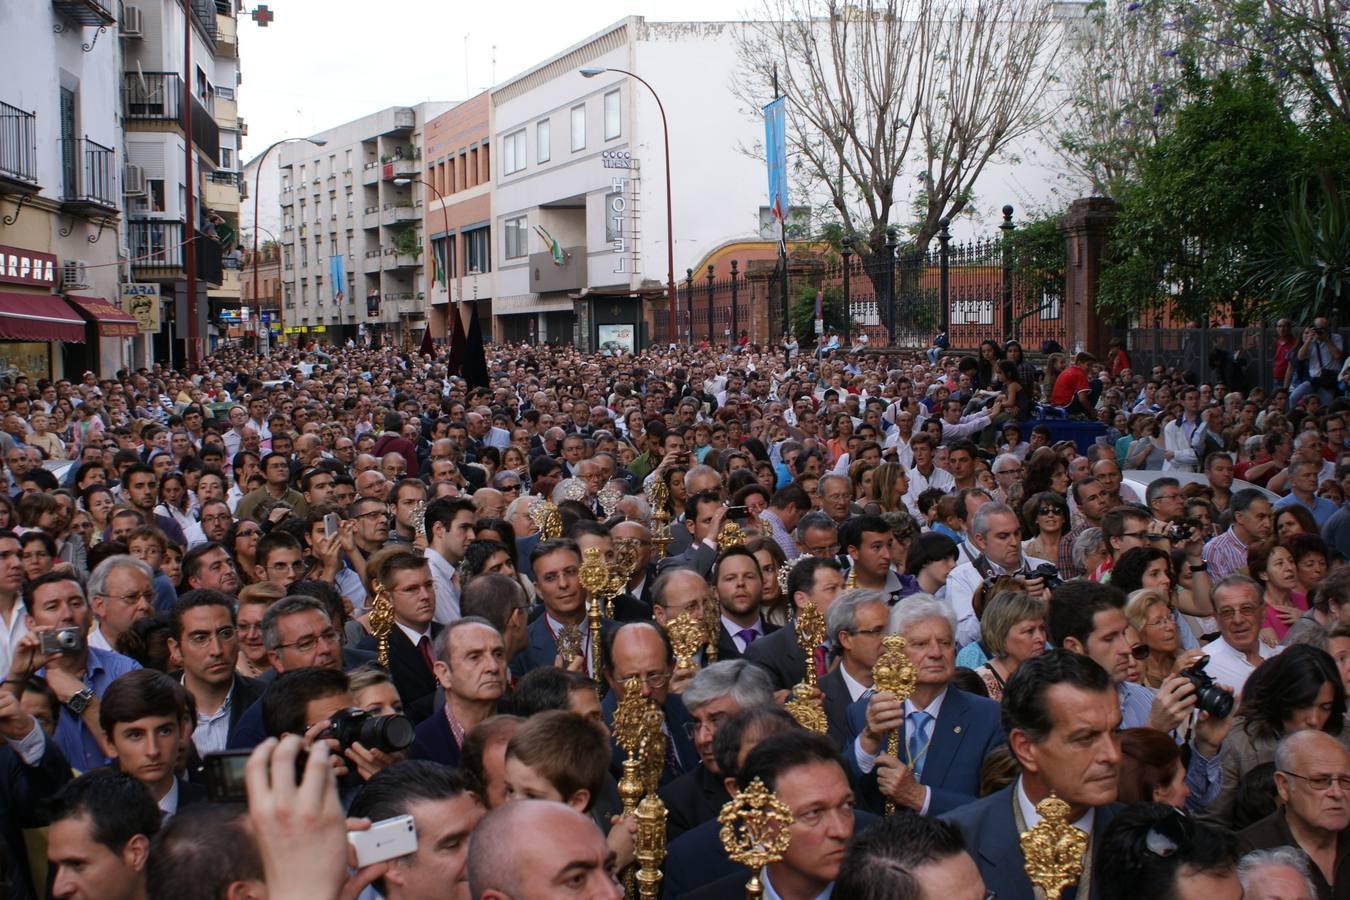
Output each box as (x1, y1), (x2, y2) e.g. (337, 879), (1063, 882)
(185, 626), (237, 648)
(1282, 770), (1350, 792)
(103, 590), (154, 606)
(354, 510), (388, 521)
(1216, 604), (1262, 621)
(276, 628), (340, 653)
(236, 528), (261, 538)
(619, 672), (671, 690)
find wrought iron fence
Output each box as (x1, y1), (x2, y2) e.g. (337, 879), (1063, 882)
(652, 206), (1066, 351)
(1121, 325), (1350, 394)
(0, 101), (37, 187)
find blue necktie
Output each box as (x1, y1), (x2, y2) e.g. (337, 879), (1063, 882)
(907, 710), (933, 780)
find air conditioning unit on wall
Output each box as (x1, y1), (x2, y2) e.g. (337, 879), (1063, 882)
(62, 260), (90, 290)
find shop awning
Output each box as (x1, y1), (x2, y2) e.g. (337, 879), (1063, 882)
(65, 295), (140, 338)
(0, 291), (85, 342)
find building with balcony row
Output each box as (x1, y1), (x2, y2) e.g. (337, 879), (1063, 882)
(0, 0), (245, 379)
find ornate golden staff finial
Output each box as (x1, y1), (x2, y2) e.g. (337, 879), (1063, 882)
(612, 676), (649, 897)
(1020, 793), (1088, 899)
(718, 778), (795, 900)
(702, 592), (720, 664)
(717, 519), (747, 551)
(646, 480), (672, 559)
(559, 477), (589, 503)
(411, 498), (427, 542)
(634, 793), (668, 899)
(844, 565), (857, 589)
(529, 498), (562, 540)
(776, 561), (794, 596)
(667, 612), (709, 671)
(784, 601), (828, 734)
(598, 483), (625, 518)
(367, 580), (395, 668)
(871, 633), (918, 815)
(578, 546), (610, 689)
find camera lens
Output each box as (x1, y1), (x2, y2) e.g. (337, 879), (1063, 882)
(359, 713), (415, 753)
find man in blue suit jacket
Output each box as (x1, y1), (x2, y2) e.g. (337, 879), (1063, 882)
(842, 596), (1004, 816)
(507, 538), (616, 682)
(599, 622), (697, 786)
(941, 650), (1125, 900)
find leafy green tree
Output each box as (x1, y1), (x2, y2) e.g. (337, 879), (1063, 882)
(1246, 182), (1350, 320)
(1097, 66), (1308, 323)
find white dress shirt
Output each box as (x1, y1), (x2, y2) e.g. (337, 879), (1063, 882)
(0, 600), (29, 685)
(839, 664), (871, 703)
(852, 688), (948, 815)
(189, 681), (233, 758)
(158, 778), (181, 818)
(1016, 776), (1094, 836)
(424, 547), (461, 625)
(722, 615), (764, 654)
(1201, 636), (1278, 696)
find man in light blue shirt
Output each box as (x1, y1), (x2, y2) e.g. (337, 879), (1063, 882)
(1273, 459), (1338, 527)
(10, 571), (140, 771)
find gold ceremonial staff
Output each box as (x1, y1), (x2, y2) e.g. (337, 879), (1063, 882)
(718, 778), (794, 900)
(871, 634), (917, 816)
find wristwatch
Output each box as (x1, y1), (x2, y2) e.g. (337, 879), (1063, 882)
(1189, 562), (1209, 573)
(66, 687), (94, 715)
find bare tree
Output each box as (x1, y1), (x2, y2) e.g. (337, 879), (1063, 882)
(735, 0), (1064, 259)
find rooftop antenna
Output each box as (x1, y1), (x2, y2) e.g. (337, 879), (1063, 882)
(491, 44), (497, 85)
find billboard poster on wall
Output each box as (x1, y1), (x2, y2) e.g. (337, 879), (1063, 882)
(597, 324), (635, 356)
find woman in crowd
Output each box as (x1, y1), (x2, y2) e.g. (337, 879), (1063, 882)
(1022, 449), (1070, 500)
(1274, 504), (1319, 540)
(1209, 644), (1345, 826)
(235, 582), (285, 678)
(969, 589), (1047, 701)
(1123, 414), (1168, 470)
(992, 359), (1032, 423)
(745, 536), (790, 627)
(1112, 547), (1204, 648)
(1122, 587), (1192, 689)
(155, 472), (205, 546)
(79, 484), (114, 542)
(19, 531), (56, 582)
(226, 518), (262, 588)
(1287, 532), (1330, 598)
(1249, 538), (1308, 644)
(848, 459), (876, 510)
(1020, 491), (1069, 562)
(1118, 727), (1191, 809)
(868, 462), (910, 516)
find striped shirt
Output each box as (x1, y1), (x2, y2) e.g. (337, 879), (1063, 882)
(759, 509), (800, 561)
(1203, 528), (1249, 582)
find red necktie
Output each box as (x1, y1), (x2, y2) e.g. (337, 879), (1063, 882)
(813, 645), (828, 678)
(417, 635), (434, 672)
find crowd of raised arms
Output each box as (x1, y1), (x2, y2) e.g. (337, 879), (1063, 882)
(0, 316), (1348, 900)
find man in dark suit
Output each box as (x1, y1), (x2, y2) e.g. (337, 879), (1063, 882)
(0, 688), (74, 900)
(412, 618), (506, 767)
(355, 550), (442, 723)
(656, 491), (727, 579)
(706, 545), (780, 661)
(744, 557), (844, 692)
(941, 650), (1124, 900)
(509, 538), (617, 681)
(167, 589), (266, 776)
(817, 587), (892, 750)
(611, 519), (657, 622)
(599, 622), (697, 788)
(657, 660), (775, 842)
(676, 731), (865, 899)
(844, 595), (1004, 816)
(99, 668), (210, 818)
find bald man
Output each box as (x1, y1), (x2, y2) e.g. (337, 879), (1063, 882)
(473, 488), (506, 521)
(600, 622), (697, 785)
(466, 801), (621, 900)
(353, 453), (378, 475)
(356, 469), (390, 500)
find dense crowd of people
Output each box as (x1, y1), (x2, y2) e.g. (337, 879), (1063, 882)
(0, 317), (1348, 900)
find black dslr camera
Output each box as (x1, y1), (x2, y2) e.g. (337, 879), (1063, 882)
(1177, 662), (1234, 718)
(1028, 562), (1062, 592)
(322, 708), (415, 754)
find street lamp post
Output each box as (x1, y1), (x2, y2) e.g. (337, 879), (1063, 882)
(252, 136), (326, 355)
(393, 176), (452, 349)
(579, 66), (676, 345)
(245, 224), (279, 350)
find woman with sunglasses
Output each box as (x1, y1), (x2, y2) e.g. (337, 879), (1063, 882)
(1020, 491), (1068, 563)
(226, 518), (263, 588)
(1209, 644), (1345, 827)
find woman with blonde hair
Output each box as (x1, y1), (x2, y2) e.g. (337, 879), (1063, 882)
(235, 581), (286, 678)
(868, 462), (910, 515)
(969, 589), (1047, 701)
(848, 459), (877, 508)
(1123, 587), (1189, 690)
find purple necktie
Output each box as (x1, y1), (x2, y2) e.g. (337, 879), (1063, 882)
(736, 628), (759, 647)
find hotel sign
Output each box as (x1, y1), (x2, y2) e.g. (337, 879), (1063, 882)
(0, 245), (58, 288)
(608, 156), (640, 275)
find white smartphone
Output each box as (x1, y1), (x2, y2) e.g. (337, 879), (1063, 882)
(324, 512), (339, 537)
(347, 814), (417, 868)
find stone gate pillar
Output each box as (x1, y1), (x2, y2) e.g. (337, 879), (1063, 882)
(1057, 197), (1120, 356)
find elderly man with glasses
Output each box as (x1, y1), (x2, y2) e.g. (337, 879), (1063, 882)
(600, 622), (697, 789)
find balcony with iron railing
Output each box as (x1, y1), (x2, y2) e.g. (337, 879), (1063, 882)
(52, 0), (116, 26)
(60, 137), (118, 215)
(122, 73), (219, 162)
(0, 102), (39, 194)
(128, 219), (223, 285)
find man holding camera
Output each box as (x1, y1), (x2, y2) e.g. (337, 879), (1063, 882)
(9, 570), (140, 770)
(1050, 580), (1230, 810)
(945, 503), (1053, 648)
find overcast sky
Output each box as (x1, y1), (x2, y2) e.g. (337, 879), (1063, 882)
(238, 1), (740, 162)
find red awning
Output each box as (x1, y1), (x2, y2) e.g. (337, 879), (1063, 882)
(0, 291), (85, 342)
(65, 295), (140, 338)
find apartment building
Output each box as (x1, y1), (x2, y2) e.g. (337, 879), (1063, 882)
(120, 0), (240, 365)
(276, 102), (454, 347)
(421, 92), (492, 342)
(0, 0), (141, 378)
